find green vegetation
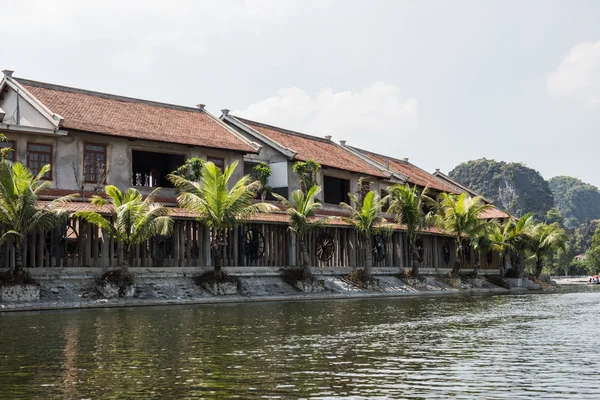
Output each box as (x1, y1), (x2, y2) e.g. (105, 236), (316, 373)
(528, 222), (568, 279)
(548, 176), (600, 228)
(169, 161), (277, 278)
(431, 193), (493, 275)
(341, 190), (393, 279)
(73, 186), (173, 270)
(387, 184), (430, 276)
(274, 186), (324, 279)
(292, 159), (321, 194)
(172, 157), (205, 182)
(253, 162), (272, 200)
(0, 161), (73, 277)
(449, 158), (554, 219)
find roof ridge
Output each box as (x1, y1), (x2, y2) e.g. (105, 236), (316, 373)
(16, 77), (203, 113)
(234, 116), (334, 144)
(349, 145), (411, 165)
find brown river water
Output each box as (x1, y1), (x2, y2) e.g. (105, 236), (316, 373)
(1, 288), (599, 399)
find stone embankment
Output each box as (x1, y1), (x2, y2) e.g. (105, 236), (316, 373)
(0, 267), (527, 313)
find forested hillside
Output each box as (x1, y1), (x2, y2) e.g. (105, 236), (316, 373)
(547, 176), (600, 228)
(448, 159), (554, 218)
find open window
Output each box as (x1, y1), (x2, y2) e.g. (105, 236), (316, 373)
(323, 175), (350, 205)
(132, 150), (184, 188)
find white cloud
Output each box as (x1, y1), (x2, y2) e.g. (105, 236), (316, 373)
(233, 82), (419, 155)
(547, 41), (600, 107)
(0, 0), (314, 71)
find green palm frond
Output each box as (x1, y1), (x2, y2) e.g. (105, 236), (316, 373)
(343, 190), (390, 238)
(170, 160), (276, 234)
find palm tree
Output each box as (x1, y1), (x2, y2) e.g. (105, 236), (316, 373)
(431, 192), (494, 275)
(529, 222), (567, 279)
(387, 184), (430, 276)
(0, 161), (73, 277)
(488, 213), (535, 278)
(73, 185), (173, 270)
(273, 186), (324, 279)
(503, 213), (535, 277)
(341, 190), (393, 278)
(169, 161), (278, 278)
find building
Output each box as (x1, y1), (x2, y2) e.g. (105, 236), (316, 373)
(0, 70), (507, 272)
(0, 70), (258, 203)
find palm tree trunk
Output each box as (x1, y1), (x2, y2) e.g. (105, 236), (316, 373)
(407, 239), (415, 276)
(474, 251), (481, 278)
(452, 238), (462, 276)
(499, 254), (506, 278)
(212, 229), (223, 280)
(13, 242), (24, 277)
(299, 238), (311, 280)
(364, 235), (373, 278)
(534, 258), (543, 280)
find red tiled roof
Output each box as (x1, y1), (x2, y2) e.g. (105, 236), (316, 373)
(17, 78), (255, 153)
(355, 148), (459, 193)
(41, 202), (450, 235)
(479, 207), (511, 220)
(235, 117), (388, 178)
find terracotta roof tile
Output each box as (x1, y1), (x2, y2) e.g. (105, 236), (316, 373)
(42, 202), (450, 235)
(355, 148), (459, 193)
(479, 207), (511, 220)
(235, 117), (388, 178)
(17, 79), (255, 153)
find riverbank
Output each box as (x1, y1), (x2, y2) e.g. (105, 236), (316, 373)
(0, 267), (548, 313)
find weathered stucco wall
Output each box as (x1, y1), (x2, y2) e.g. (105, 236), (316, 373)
(2, 129), (245, 193)
(0, 88), (55, 129)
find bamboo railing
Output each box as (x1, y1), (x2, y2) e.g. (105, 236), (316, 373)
(0, 217), (497, 270)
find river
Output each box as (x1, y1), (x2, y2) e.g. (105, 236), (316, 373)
(1, 289), (599, 399)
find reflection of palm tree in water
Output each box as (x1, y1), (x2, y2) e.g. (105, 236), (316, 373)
(60, 324), (80, 400)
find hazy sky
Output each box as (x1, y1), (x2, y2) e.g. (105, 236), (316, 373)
(2, 0), (599, 186)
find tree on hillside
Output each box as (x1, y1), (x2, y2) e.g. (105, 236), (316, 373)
(584, 224), (600, 274)
(548, 176), (600, 228)
(449, 159), (554, 219)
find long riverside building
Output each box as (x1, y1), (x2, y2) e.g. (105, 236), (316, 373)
(0, 70), (509, 272)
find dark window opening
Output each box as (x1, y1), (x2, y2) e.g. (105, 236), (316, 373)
(0, 140), (15, 161)
(323, 176), (349, 205)
(27, 143), (52, 179)
(381, 189), (390, 212)
(207, 156), (225, 171)
(269, 186), (289, 201)
(84, 143), (107, 183)
(132, 150), (184, 188)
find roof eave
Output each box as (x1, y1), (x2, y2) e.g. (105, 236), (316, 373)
(221, 113), (297, 159)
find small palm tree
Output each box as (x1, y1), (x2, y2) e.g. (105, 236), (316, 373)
(503, 213), (535, 277)
(73, 186), (173, 270)
(341, 190), (393, 278)
(169, 161), (278, 278)
(273, 186), (323, 279)
(387, 184), (430, 276)
(529, 222), (567, 279)
(431, 192), (494, 275)
(0, 161), (73, 277)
